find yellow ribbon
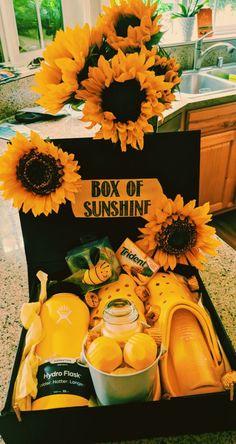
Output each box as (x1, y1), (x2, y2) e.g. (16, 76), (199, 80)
(12, 271), (48, 412)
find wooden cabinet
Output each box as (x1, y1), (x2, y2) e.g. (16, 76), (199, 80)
(199, 131), (236, 212)
(186, 102), (236, 213)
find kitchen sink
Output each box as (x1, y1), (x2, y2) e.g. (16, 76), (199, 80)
(179, 71), (236, 97)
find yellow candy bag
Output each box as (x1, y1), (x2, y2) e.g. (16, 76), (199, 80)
(65, 237), (120, 293)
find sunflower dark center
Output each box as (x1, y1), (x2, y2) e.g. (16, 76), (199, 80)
(115, 14), (141, 37)
(16, 149), (64, 195)
(102, 79), (146, 122)
(153, 65), (168, 76)
(156, 217), (197, 255)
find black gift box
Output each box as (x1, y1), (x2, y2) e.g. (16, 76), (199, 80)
(0, 132), (236, 444)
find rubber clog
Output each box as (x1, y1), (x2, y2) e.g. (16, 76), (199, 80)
(147, 272), (231, 397)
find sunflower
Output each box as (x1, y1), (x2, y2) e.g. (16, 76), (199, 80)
(77, 49), (173, 151)
(33, 24), (103, 114)
(0, 131), (81, 217)
(143, 47), (181, 110)
(98, 0), (161, 51)
(137, 194), (219, 270)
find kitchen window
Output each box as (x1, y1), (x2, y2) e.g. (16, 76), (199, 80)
(160, 0), (236, 42)
(0, 0), (101, 66)
(0, 0), (235, 66)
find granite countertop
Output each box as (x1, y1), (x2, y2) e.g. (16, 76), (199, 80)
(1, 74), (235, 138)
(0, 104), (236, 444)
(17, 86), (236, 137)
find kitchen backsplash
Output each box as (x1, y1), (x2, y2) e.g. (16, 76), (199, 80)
(1, 38), (236, 120)
(165, 38), (236, 71)
(0, 75), (39, 120)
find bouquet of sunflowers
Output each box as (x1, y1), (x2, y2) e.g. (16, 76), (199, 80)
(0, 0), (219, 272)
(33, 0), (181, 152)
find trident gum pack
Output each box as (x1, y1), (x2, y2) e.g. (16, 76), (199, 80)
(116, 238), (159, 285)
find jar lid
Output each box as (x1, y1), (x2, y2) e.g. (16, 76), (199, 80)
(103, 298), (139, 325)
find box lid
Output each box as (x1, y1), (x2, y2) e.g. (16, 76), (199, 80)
(19, 131), (200, 292)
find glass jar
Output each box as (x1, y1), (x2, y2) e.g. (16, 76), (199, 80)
(101, 298), (142, 347)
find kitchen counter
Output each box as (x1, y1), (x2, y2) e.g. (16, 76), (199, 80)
(1, 79), (236, 138)
(0, 93), (236, 443)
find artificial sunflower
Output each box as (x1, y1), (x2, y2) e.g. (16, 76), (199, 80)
(98, 0), (161, 51)
(77, 49), (173, 151)
(137, 194), (219, 270)
(33, 24), (103, 113)
(0, 131), (81, 217)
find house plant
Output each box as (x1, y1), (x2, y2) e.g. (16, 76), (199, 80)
(171, 0), (209, 41)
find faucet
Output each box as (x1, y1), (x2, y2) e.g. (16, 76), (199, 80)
(216, 56), (224, 68)
(194, 32), (236, 70)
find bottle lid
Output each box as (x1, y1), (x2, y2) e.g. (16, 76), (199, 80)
(103, 298), (139, 325)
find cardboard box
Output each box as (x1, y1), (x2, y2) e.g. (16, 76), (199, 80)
(0, 132), (236, 444)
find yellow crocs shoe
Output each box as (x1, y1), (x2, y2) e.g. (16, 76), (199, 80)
(147, 272), (231, 397)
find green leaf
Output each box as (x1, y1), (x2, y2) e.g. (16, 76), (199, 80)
(172, 12), (187, 18)
(149, 31), (164, 46)
(179, 3), (188, 15)
(189, 3), (206, 15)
(158, 46), (171, 58)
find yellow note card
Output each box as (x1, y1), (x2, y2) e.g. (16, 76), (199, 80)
(72, 177), (163, 218)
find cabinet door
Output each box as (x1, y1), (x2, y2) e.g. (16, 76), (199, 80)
(200, 131), (236, 212)
(186, 103), (236, 136)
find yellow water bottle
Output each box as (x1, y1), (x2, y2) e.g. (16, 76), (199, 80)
(32, 292), (91, 410)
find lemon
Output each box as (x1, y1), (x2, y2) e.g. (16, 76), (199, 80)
(86, 336), (122, 373)
(111, 366), (137, 375)
(123, 333), (157, 370)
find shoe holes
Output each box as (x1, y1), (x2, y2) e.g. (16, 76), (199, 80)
(155, 283), (160, 286)
(125, 284), (129, 287)
(116, 288), (120, 292)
